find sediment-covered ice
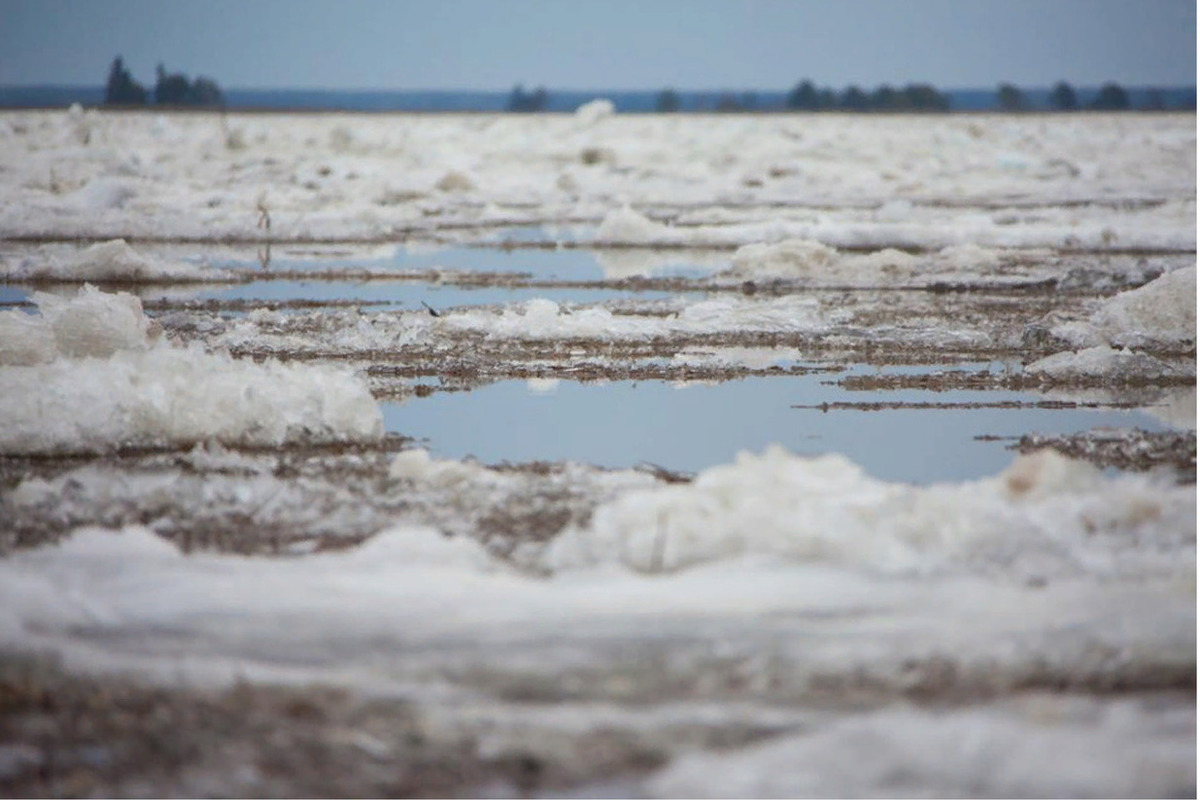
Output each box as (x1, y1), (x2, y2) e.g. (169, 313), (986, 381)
(1089, 265), (1197, 348)
(0, 285), (382, 452)
(546, 446), (1194, 582)
(1026, 345), (1192, 381)
(0, 239), (227, 283)
(1029, 266), (1197, 380)
(442, 295), (836, 339)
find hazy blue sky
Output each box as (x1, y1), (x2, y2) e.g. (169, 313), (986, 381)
(0, 0), (1195, 90)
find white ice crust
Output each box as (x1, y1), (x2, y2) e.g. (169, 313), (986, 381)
(0, 285), (383, 452)
(547, 445), (1194, 581)
(1, 110), (1193, 247)
(0, 443), (1192, 795)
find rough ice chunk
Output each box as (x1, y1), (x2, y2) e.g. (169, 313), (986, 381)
(0, 343), (383, 453)
(32, 284), (153, 360)
(389, 448), (498, 487)
(1026, 345), (1190, 381)
(0, 310), (57, 366)
(729, 239), (838, 277)
(574, 98), (615, 125)
(0, 285), (382, 452)
(937, 242), (1003, 269)
(546, 446), (1194, 582)
(1034, 267), (1197, 379)
(595, 206), (680, 245)
(726, 239), (921, 282)
(1091, 265), (1196, 347)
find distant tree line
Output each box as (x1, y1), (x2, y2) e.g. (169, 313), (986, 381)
(995, 80), (1189, 111)
(507, 84), (549, 112)
(781, 80), (951, 112)
(103, 56), (224, 107)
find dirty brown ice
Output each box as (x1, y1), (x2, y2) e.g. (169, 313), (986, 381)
(0, 106), (1194, 797)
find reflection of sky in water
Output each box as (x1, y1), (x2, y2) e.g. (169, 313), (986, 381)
(212, 240), (726, 281)
(197, 280), (687, 310)
(383, 375), (1169, 484)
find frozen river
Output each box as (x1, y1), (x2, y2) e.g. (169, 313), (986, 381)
(0, 107), (1194, 797)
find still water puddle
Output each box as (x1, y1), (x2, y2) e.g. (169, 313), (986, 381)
(196, 280), (684, 310)
(383, 373), (1170, 484)
(214, 241), (725, 281)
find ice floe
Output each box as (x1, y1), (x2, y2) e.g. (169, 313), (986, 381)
(0, 284), (155, 364)
(0, 285), (382, 452)
(546, 445), (1194, 583)
(1029, 266), (1197, 380)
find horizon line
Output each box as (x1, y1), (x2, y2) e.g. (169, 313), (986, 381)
(2, 82), (1196, 94)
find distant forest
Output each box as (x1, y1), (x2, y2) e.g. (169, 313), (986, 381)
(6, 57), (1187, 112)
(104, 57), (224, 107)
(509, 79), (1191, 113)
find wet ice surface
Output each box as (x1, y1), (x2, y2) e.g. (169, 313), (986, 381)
(0, 109), (1194, 797)
(385, 371), (1171, 482)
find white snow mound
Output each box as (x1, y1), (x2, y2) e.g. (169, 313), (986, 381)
(595, 206), (679, 245)
(0, 285), (383, 452)
(0, 284), (153, 365)
(1091, 266), (1196, 346)
(574, 98), (615, 125)
(546, 445), (1194, 581)
(729, 239), (838, 277)
(0, 343), (383, 453)
(1026, 345), (1189, 381)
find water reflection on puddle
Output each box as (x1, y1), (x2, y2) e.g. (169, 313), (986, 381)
(202, 280), (683, 310)
(383, 375), (1169, 484)
(218, 241), (726, 281)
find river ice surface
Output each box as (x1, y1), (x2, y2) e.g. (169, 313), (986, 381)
(0, 108), (1193, 796)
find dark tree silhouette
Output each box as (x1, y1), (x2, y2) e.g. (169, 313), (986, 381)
(714, 92), (743, 112)
(103, 57), (147, 106)
(840, 85), (868, 111)
(187, 76), (225, 107)
(1091, 82), (1130, 110)
(870, 84), (897, 110)
(786, 80), (819, 110)
(655, 88), (681, 112)
(154, 64), (192, 105)
(997, 83), (1025, 111)
(507, 84), (549, 112)
(900, 84), (950, 111)
(1050, 81), (1077, 111)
